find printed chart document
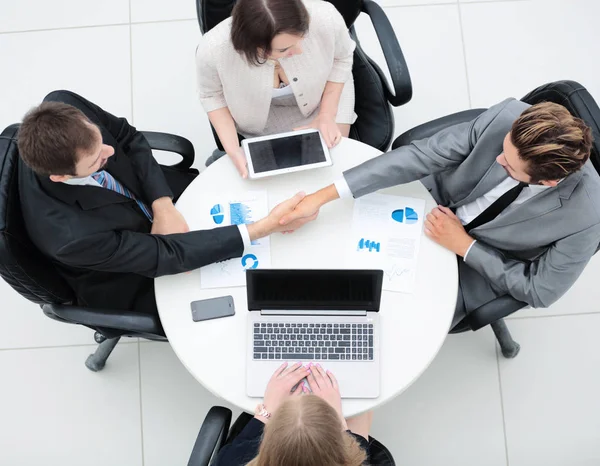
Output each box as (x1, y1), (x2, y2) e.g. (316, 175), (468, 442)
(201, 191), (271, 288)
(347, 193), (425, 293)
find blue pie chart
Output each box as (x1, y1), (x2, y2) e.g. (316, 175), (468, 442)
(392, 207), (418, 224)
(241, 254), (259, 269)
(210, 204), (225, 224)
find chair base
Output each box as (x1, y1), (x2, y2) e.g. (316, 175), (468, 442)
(491, 320), (520, 358)
(85, 336), (121, 371)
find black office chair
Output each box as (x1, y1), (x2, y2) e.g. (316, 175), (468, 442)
(187, 406), (396, 466)
(0, 124), (197, 371)
(196, 0), (412, 159)
(392, 80), (600, 358)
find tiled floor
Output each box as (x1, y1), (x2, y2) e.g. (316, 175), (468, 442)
(1, 0), (599, 464)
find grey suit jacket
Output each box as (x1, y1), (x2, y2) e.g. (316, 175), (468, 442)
(343, 98), (600, 312)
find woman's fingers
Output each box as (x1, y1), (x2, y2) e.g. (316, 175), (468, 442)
(281, 361), (304, 377)
(285, 365), (311, 388)
(307, 366), (321, 391)
(313, 363), (329, 386)
(326, 369), (340, 391)
(272, 362), (288, 380)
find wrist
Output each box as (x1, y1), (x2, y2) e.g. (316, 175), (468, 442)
(254, 403), (272, 424)
(457, 235), (475, 257)
(248, 218), (273, 241)
(224, 144), (241, 155)
(151, 196), (174, 214)
(317, 184), (340, 206)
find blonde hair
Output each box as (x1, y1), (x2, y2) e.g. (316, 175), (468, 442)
(510, 102), (593, 182)
(247, 395), (367, 466)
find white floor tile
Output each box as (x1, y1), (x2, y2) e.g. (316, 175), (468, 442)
(370, 328), (507, 466)
(507, 254), (600, 320)
(375, 0), (454, 6)
(499, 315), (600, 466)
(461, 0), (600, 108)
(0, 26), (132, 132)
(131, 0), (198, 23)
(0, 280), (94, 349)
(0, 343), (142, 466)
(131, 21), (215, 170)
(140, 342), (241, 466)
(0, 0), (129, 33)
(354, 4), (470, 140)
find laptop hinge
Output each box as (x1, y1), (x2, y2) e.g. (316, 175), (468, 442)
(260, 309), (367, 316)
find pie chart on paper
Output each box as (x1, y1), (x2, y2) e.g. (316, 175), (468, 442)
(392, 207), (419, 225)
(210, 204), (225, 224)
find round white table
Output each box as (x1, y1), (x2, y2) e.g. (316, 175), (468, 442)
(155, 138), (458, 416)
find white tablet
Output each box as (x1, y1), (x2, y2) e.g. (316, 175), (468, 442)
(242, 129), (332, 179)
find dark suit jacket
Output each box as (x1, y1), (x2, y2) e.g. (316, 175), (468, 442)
(19, 90), (244, 315)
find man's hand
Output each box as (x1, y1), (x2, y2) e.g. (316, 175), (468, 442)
(295, 112), (342, 148)
(247, 192), (319, 241)
(424, 206), (474, 257)
(279, 184), (340, 227)
(228, 146), (248, 179)
(151, 197), (190, 235)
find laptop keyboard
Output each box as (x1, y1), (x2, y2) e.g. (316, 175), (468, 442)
(253, 323), (374, 361)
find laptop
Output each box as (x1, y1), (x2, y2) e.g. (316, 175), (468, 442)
(246, 269), (383, 398)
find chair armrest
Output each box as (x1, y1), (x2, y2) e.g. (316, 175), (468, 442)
(188, 406), (232, 466)
(464, 295), (528, 331)
(392, 108), (487, 149)
(141, 131), (195, 171)
(361, 0), (412, 107)
(42, 303), (164, 336)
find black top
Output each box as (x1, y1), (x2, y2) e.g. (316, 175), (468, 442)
(213, 418), (371, 465)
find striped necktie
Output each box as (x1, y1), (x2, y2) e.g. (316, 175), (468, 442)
(91, 170), (153, 221)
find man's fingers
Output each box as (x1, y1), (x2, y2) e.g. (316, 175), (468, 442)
(438, 206), (456, 217)
(429, 207), (444, 219)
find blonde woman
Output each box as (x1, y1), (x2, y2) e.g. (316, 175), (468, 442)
(196, 0), (356, 178)
(213, 362), (373, 465)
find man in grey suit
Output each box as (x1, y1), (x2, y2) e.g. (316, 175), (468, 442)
(280, 99), (599, 326)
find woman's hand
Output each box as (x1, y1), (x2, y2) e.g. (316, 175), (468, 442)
(295, 113), (342, 148)
(227, 146), (249, 179)
(306, 363), (347, 429)
(261, 362), (310, 421)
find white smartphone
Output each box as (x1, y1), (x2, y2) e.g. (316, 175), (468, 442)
(190, 295), (235, 322)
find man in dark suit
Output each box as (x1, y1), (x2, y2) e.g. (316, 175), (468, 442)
(17, 90), (315, 316)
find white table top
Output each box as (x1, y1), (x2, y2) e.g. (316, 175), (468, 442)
(155, 138), (458, 417)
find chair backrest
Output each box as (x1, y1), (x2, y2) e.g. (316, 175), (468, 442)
(521, 80), (600, 176)
(195, 0), (396, 152)
(0, 124), (75, 306)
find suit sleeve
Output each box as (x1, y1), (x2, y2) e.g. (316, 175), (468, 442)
(343, 99), (516, 199)
(55, 225), (244, 278)
(465, 225), (600, 308)
(94, 103), (174, 204)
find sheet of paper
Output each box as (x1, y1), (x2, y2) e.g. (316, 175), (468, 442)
(347, 193), (426, 293)
(200, 191), (271, 289)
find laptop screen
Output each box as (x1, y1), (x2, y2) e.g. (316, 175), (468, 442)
(246, 269), (383, 311)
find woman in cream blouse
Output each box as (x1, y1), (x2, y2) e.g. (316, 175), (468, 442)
(196, 0), (356, 178)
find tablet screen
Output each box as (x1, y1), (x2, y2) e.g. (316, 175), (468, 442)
(247, 131), (327, 174)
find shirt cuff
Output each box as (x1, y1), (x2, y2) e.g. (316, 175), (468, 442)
(237, 224), (251, 252)
(334, 177), (353, 199)
(463, 240), (477, 260)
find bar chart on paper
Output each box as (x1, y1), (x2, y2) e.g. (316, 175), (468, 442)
(201, 191), (271, 289)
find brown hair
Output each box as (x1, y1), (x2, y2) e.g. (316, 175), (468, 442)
(511, 102), (593, 182)
(230, 0), (309, 66)
(18, 102), (97, 176)
(247, 396), (366, 466)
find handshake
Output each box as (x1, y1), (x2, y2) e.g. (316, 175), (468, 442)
(247, 186), (339, 242)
